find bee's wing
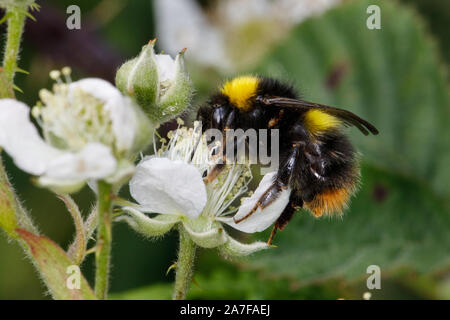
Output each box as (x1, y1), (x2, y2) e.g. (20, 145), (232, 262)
(260, 97), (379, 135)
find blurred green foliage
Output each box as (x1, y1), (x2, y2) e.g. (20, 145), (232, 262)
(0, 0), (449, 299)
(114, 0), (450, 300)
(245, 0), (450, 282)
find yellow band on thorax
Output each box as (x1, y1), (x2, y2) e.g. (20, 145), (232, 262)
(221, 76), (259, 111)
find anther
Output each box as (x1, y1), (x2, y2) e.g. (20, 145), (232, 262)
(49, 70), (61, 81)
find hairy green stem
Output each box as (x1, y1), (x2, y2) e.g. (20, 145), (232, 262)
(0, 6), (32, 238)
(95, 181), (113, 300)
(0, 72), (14, 98)
(0, 153), (37, 235)
(2, 8), (26, 88)
(173, 228), (197, 300)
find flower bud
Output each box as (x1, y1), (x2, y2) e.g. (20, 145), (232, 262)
(115, 40), (193, 123)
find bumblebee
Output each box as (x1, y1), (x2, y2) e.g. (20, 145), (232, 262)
(197, 75), (378, 244)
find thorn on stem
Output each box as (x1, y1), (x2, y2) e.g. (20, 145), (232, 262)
(166, 263), (177, 276)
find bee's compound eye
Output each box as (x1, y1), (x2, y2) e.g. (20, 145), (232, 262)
(249, 107), (263, 118)
(212, 106), (228, 129)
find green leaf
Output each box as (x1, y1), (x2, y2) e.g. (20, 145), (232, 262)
(110, 262), (342, 300)
(110, 283), (173, 300)
(245, 0), (450, 284)
(109, 283), (173, 300)
(16, 228), (97, 300)
(110, 251), (446, 299)
(187, 266), (340, 300)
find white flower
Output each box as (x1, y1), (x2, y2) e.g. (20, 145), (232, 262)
(119, 122), (291, 256)
(115, 40), (193, 123)
(153, 0), (231, 70)
(154, 54), (176, 84)
(153, 0), (340, 71)
(0, 70), (153, 193)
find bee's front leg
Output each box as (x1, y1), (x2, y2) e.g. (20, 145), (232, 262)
(204, 163), (225, 184)
(234, 143), (301, 224)
(203, 131), (229, 184)
(234, 181), (289, 223)
(204, 110), (238, 184)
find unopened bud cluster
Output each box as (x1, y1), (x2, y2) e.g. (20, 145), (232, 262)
(116, 39), (193, 123)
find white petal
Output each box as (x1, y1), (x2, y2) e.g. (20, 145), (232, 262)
(43, 143), (117, 180)
(130, 157), (207, 218)
(0, 99), (117, 188)
(37, 177), (86, 194)
(68, 78), (137, 153)
(105, 159), (135, 186)
(155, 54), (176, 83)
(226, 172), (291, 233)
(0, 99), (63, 175)
(273, 0), (340, 25)
(153, 0), (230, 69)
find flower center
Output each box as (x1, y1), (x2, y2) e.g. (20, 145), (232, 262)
(32, 69), (116, 152)
(159, 121), (253, 219)
(203, 164), (252, 219)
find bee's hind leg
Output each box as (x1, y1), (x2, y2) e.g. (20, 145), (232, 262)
(267, 193), (302, 245)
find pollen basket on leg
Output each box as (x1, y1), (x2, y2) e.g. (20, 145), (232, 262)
(220, 76), (259, 111)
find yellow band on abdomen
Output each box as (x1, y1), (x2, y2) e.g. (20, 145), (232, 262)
(303, 109), (340, 134)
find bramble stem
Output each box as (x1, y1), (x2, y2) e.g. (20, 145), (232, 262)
(172, 228), (197, 300)
(0, 6), (35, 236)
(2, 8), (26, 89)
(0, 5), (37, 240)
(95, 181), (113, 300)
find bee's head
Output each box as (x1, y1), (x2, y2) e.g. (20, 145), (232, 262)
(197, 93), (231, 132)
(197, 75), (260, 132)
